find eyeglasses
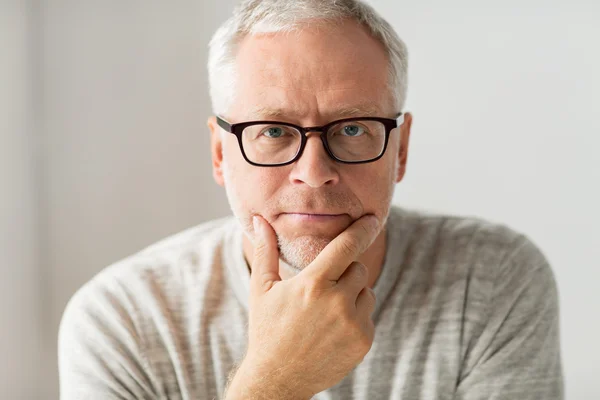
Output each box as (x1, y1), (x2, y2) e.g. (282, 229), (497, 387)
(216, 113), (403, 167)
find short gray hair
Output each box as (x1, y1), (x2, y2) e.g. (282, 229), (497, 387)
(207, 0), (409, 116)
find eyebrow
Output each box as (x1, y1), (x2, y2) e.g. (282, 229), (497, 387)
(246, 104), (384, 121)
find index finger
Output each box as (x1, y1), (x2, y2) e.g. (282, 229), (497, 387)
(302, 214), (380, 283)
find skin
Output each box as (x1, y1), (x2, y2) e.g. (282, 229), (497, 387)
(208, 18), (413, 289)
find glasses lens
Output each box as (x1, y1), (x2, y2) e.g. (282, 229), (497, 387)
(326, 120), (386, 161)
(241, 124), (302, 165)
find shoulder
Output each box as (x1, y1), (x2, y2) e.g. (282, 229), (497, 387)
(80, 215), (236, 291)
(387, 206), (558, 306)
(58, 215), (241, 396)
(391, 206), (523, 247)
(401, 205), (557, 304)
(59, 215), (240, 344)
(390, 205), (549, 272)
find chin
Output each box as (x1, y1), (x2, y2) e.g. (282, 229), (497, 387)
(277, 234), (333, 270)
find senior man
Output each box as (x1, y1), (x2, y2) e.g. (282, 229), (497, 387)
(58, 0), (564, 399)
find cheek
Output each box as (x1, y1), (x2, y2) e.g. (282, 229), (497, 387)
(349, 171), (391, 198)
(223, 142), (287, 205)
(343, 159), (397, 211)
(246, 173), (283, 202)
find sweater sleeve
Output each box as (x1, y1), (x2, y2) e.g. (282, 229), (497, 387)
(455, 236), (564, 400)
(58, 276), (158, 400)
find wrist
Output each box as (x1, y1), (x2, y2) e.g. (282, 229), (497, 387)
(225, 359), (314, 400)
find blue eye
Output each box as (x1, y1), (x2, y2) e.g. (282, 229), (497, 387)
(262, 126), (285, 138)
(342, 125), (364, 137)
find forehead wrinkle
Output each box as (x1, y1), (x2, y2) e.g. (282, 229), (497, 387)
(239, 81), (391, 122)
(246, 103), (384, 121)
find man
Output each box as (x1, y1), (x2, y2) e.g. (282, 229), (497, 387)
(58, 0), (563, 399)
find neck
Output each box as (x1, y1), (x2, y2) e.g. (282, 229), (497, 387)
(242, 225), (387, 289)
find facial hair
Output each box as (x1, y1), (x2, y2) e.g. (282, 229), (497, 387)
(221, 156), (358, 271)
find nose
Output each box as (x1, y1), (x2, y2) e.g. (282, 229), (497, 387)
(288, 133), (339, 188)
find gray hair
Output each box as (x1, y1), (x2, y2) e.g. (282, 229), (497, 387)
(207, 0), (409, 116)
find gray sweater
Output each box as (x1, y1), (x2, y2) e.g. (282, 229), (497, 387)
(58, 206), (563, 399)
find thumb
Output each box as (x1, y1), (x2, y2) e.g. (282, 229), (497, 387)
(250, 215), (281, 294)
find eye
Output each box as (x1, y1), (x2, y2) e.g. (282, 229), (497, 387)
(261, 126), (286, 138)
(340, 124), (365, 137)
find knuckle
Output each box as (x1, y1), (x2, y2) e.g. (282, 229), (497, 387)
(358, 285), (370, 298)
(348, 263), (368, 286)
(338, 236), (360, 257)
(366, 287), (376, 301)
(358, 219), (371, 237)
(358, 337), (371, 354)
(301, 277), (328, 299)
(332, 294), (355, 322)
(358, 327), (374, 353)
(339, 314), (357, 335)
(346, 323), (373, 357)
(354, 262), (368, 280)
(367, 295), (376, 313)
(331, 291), (349, 311)
(253, 241), (267, 258)
(356, 287), (376, 315)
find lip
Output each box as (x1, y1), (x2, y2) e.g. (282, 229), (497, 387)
(280, 213), (347, 222)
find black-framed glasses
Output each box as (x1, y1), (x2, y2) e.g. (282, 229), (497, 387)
(216, 113), (404, 167)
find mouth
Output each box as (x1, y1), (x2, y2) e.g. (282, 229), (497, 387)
(279, 213), (348, 222)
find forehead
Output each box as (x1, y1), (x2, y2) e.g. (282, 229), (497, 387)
(230, 19), (393, 122)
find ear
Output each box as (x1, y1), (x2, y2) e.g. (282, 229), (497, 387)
(395, 112), (412, 183)
(207, 116), (225, 187)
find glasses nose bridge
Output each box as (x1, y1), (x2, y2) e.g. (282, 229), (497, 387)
(300, 125), (328, 138)
(296, 124), (333, 162)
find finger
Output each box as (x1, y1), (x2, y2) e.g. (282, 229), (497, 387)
(355, 287), (376, 318)
(303, 214), (380, 282)
(336, 262), (369, 300)
(250, 215), (281, 295)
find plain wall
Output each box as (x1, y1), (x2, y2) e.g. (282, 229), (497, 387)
(3, 0), (599, 398)
(0, 1), (41, 399)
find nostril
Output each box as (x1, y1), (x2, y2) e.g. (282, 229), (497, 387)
(289, 158), (339, 188)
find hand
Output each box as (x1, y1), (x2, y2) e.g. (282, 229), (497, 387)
(238, 214), (380, 398)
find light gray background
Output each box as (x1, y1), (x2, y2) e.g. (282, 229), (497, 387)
(1, 0), (598, 398)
